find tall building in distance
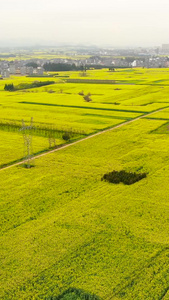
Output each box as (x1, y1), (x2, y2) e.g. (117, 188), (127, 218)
(162, 44), (169, 53)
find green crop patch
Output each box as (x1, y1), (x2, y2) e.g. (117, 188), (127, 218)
(101, 170), (147, 185)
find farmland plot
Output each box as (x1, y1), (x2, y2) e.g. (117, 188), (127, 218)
(2, 68), (169, 299)
(1, 118), (169, 299)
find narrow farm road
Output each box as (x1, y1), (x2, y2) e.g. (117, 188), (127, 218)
(1, 106), (168, 172)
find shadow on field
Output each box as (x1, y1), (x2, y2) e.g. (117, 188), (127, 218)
(46, 287), (102, 300)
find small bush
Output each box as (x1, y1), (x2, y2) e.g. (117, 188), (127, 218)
(101, 170), (147, 185)
(48, 89), (55, 93)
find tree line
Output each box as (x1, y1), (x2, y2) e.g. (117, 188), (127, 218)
(43, 63), (82, 71)
(43, 63), (126, 72)
(4, 81), (55, 91)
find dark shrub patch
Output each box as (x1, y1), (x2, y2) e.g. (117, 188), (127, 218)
(83, 93), (92, 102)
(4, 83), (15, 91)
(23, 163), (35, 169)
(62, 132), (71, 141)
(101, 170), (147, 185)
(79, 90), (84, 96)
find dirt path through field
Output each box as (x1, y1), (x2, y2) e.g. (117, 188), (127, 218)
(1, 106), (168, 172)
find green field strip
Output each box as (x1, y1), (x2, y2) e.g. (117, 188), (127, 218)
(66, 79), (116, 84)
(19, 101), (146, 114)
(144, 117), (169, 121)
(82, 113), (132, 120)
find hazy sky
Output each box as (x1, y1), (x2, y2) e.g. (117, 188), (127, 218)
(1, 0), (169, 47)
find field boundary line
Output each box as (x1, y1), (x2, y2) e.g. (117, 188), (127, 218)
(1, 106), (168, 172)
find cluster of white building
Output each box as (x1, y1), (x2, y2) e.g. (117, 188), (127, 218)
(0, 63), (44, 78)
(131, 57), (169, 68)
